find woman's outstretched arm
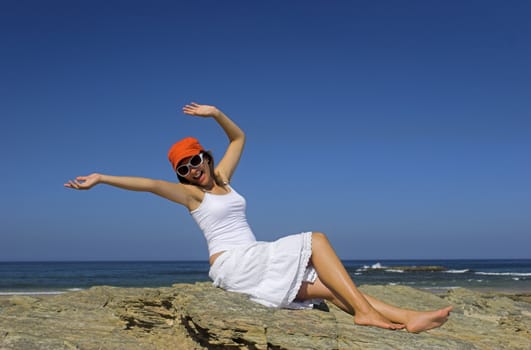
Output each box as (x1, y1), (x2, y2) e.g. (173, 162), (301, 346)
(182, 102), (245, 184)
(64, 173), (190, 206)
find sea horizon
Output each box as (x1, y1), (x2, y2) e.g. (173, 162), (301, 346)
(1, 259), (529, 296)
(2, 257), (529, 263)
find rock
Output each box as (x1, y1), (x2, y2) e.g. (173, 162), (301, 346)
(0, 283), (529, 349)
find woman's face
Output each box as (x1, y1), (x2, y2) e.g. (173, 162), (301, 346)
(177, 153), (211, 185)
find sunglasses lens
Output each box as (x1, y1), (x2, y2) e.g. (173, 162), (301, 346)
(190, 154), (203, 166)
(176, 166), (189, 176)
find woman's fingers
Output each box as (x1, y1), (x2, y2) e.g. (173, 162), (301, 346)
(64, 178), (86, 189)
(182, 102), (219, 119)
(65, 174), (99, 190)
(182, 105), (197, 115)
(64, 180), (78, 189)
(182, 102), (204, 115)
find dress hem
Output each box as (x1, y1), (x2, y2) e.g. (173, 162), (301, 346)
(285, 231), (314, 305)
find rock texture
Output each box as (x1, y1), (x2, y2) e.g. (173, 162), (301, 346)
(1, 282), (529, 349)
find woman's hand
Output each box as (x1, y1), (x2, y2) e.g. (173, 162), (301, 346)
(64, 173), (101, 190)
(182, 102), (220, 118)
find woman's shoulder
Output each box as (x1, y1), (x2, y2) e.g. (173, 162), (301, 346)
(214, 169), (230, 186)
(156, 180), (205, 205)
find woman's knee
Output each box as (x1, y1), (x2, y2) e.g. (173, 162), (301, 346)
(312, 232), (329, 245)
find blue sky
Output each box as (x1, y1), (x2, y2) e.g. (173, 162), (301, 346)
(1, 0), (530, 261)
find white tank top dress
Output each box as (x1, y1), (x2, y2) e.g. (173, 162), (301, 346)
(190, 185), (320, 309)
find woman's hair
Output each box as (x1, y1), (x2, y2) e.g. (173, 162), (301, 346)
(176, 151), (224, 186)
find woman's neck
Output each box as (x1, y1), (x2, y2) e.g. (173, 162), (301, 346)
(199, 181), (228, 194)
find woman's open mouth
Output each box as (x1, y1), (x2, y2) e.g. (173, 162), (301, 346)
(193, 170), (203, 180)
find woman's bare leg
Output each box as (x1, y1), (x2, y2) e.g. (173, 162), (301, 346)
(298, 277), (452, 333)
(297, 232), (453, 332)
(307, 232), (404, 330)
(297, 277), (353, 314)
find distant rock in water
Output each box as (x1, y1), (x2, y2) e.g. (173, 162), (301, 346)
(357, 262), (448, 272)
(0, 282), (529, 349)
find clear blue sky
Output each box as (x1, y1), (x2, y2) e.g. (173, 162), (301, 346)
(1, 0), (530, 261)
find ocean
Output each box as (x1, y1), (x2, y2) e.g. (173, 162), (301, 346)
(1, 259), (529, 296)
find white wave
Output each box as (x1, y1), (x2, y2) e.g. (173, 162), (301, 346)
(475, 272), (531, 277)
(356, 262), (387, 272)
(0, 288), (84, 296)
(444, 269), (470, 274)
(385, 269), (405, 273)
(0, 291), (65, 296)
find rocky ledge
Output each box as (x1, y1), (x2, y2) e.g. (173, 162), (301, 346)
(0, 283), (529, 349)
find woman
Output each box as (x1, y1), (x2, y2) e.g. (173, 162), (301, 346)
(65, 102), (452, 332)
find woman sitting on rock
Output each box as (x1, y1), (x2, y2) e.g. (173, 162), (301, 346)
(65, 102), (452, 332)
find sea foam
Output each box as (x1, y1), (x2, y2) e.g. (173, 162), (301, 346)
(475, 272), (531, 277)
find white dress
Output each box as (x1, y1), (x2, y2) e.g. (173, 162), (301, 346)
(190, 186), (319, 308)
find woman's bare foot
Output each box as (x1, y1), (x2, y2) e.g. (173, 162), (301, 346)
(405, 306), (453, 333)
(354, 310), (406, 330)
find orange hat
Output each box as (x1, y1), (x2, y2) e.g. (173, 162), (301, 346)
(168, 137), (205, 170)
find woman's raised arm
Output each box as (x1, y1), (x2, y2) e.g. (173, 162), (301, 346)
(182, 102), (245, 184)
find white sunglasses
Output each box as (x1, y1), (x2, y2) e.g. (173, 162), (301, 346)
(176, 153), (205, 176)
